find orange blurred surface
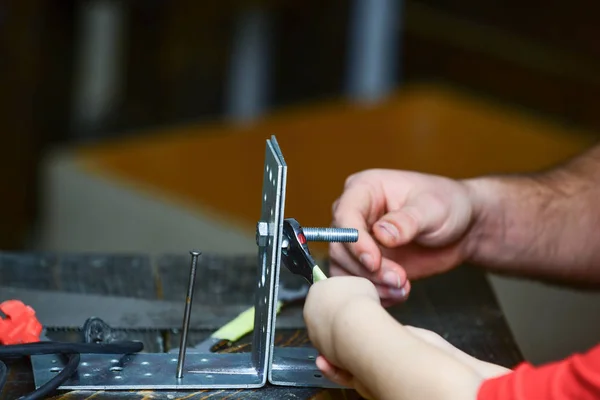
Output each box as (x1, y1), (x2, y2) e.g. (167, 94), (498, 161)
(75, 84), (596, 255)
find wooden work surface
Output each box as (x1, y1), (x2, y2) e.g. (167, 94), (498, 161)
(0, 252), (523, 399)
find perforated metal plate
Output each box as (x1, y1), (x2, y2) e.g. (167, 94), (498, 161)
(265, 137), (341, 388)
(32, 353), (261, 390)
(271, 347), (343, 388)
(30, 136), (287, 391)
(30, 135), (338, 391)
(252, 134), (288, 380)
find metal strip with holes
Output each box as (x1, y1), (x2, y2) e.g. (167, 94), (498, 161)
(30, 135), (341, 391)
(30, 136), (286, 390)
(264, 137), (342, 389)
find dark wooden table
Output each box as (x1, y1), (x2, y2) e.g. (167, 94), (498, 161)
(0, 252), (523, 399)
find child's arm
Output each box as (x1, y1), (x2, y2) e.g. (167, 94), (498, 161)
(329, 298), (488, 400)
(303, 276), (505, 400)
(478, 345), (600, 400)
(305, 276), (600, 400)
(333, 299), (600, 400)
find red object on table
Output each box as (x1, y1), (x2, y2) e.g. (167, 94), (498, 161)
(0, 299), (42, 345)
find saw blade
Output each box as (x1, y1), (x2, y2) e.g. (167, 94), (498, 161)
(0, 286), (306, 330)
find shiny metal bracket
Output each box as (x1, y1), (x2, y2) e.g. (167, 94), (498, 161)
(30, 135), (337, 391)
(29, 137), (285, 391)
(262, 136), (341, 389)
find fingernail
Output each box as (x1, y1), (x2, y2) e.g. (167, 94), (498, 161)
(388, 287), (407, 298)
(378, 221), (399, 240)
(382, 270), (401, 288)
(359, 253), (375, 271)
(315, 356), (326, 370)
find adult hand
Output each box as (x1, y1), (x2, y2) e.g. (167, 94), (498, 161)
(330, 169), (477, 305)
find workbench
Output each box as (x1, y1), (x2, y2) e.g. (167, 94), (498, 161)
(0, 251), (522, 399)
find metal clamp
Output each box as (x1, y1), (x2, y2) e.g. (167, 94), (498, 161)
(30, 135), (351, 391)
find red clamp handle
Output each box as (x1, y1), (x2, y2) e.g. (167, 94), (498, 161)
(0, 299), (43, 345)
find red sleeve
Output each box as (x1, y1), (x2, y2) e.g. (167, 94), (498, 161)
(478, 344), (600, 400)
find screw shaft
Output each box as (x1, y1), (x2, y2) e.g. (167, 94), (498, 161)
(176, 250), (201, 379)
(302, 227), (358, 243)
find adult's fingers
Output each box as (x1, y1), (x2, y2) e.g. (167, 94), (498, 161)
(329, 243), (407, 290)
(376, 279), (411, 303)
(373, 192), (448, 248)
(332, 183), (384, 272)
(328, 262), (410, 304)
(328, 243), (375, 281)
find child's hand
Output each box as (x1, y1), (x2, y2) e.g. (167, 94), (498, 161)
(303, 276), (379, 397)
(303, 276), (511, 400)
(303, 276), (379, 364)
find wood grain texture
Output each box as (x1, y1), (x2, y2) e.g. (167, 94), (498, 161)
(0, 252), (522, 399)
(74, 85), (597, 257)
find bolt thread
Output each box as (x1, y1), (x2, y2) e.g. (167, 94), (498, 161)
(302, 227), (359, 243)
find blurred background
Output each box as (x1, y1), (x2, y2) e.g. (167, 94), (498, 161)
(2, 0), (600, 366)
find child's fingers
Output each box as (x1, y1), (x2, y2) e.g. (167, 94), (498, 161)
(316, 355), (377, 400)
(404, 326), (510, 379)
(315, 355), (354, 387)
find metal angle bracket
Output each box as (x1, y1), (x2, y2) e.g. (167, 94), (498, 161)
(28, 139), (285, 392)
(29, 134), (339, 392)
(30, 259), (276, 390)
(262, 135), (342, 389)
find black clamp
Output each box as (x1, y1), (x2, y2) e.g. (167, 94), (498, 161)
(280, 218), (359, 284)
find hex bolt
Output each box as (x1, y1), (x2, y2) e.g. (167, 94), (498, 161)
(302, 227), (359, 243)
(256, 221), (269, 246)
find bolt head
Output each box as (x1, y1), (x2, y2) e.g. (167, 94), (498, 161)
(256, 222), (269, 246)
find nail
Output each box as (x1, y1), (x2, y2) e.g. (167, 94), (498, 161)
(359, 253), (375, 271)
(388, 287), (407, 298)
(378, 221), (399, 240)
(382, 270), (401, 288)
(177, 250), (201, 379)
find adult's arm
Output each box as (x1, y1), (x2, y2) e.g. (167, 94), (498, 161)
(463, 143), (600, 285)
